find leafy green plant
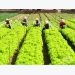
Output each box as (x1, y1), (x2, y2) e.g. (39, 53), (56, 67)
(44, 28), (75, 65)
(16, 27), (44, 65)
(0, 22), (26, 64)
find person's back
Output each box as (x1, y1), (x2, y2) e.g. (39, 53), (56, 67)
(36, 20), (40, 26)
(23, 18), (27, 22)
(42, 20), (50, 31)
(33, 18), (40, 26)
(5, 18), (11, 29)
(22, 17), (28, 26)
(60, 18), (66, 28)
(45, 23), (50, 29)
(6, 20), (10, 24)
(44, 20), (50, 29)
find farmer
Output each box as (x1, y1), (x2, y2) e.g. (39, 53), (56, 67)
(22, 17), (28, 26)
(33, 18), (40, 26)
(5, 18), (11, 29)
(43, 20), (50, 30)
(60, 18), (66, 28)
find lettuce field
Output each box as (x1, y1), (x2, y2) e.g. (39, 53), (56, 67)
(0, 13), (75, 65)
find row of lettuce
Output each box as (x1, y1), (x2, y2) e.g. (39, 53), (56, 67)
(66, 20), (75, 30)
(60, 19), (75, 48)
(0, 21), (23, 40)
(41, 13), (75, 64)
(15, 20), (75, 65)
(61, 28), (75, 46)
(15, 27), (44, 65)
(0, 22), (26, 64)
(0, 20), (44, 65)
(44, 28), (75, 65)
(0, 13), (75, 64)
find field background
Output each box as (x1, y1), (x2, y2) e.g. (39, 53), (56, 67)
(0, 10), (75, 65)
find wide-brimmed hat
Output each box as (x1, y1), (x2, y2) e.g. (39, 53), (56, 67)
(61, 19), (65, 22)
(45, 20), (49, 24)
(6, 18), (9, 21)
(36, 18), (39, 20)
(24, 17), (27, 19)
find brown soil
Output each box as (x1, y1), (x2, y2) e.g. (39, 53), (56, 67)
(60, 31), (75, 51)
(8, 30), (27, 65)
(42, 31), (51, 65)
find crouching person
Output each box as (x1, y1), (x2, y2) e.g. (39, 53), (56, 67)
(43, 20), (50, 30)
(60, 18), (66, 29)
(33, 18), (40, 27)
(5, 18), (11, 29)
(22, 17), (28, 27)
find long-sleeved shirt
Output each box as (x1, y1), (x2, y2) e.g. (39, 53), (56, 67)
(6, 20), (10, 24)
(45, 23), (50, 29)
(33, 20), (40, 26)
(23, 19), (28, 23)
(60, 22), (66, 27)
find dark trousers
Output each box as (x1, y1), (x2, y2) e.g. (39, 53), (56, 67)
(22, 22), (27, 26)
(8, 25), (11, 29)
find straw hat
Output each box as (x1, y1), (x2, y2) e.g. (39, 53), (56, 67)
(61, 19), (65, 22)
(6, 18), (9, 21)
(36, 18), (39, 20)
(24, 17), (27, 19)
(45, 20), (49, 24)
